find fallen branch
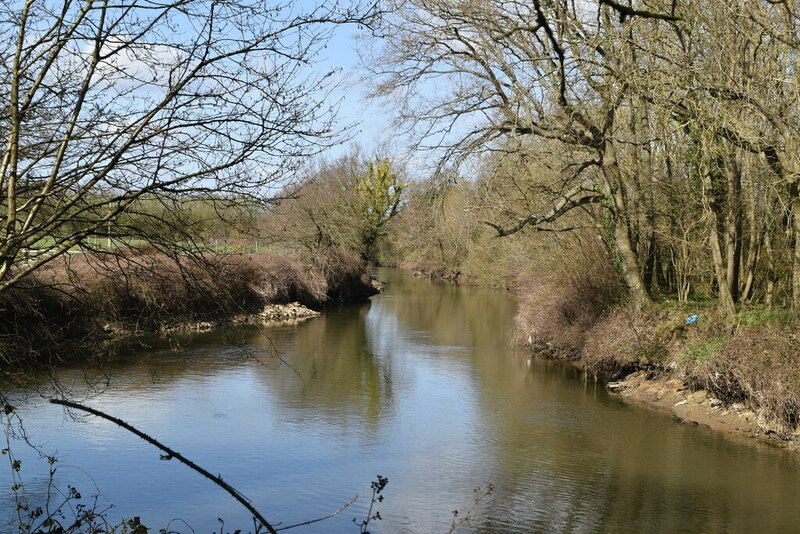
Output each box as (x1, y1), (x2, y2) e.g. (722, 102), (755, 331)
(49, 399), (278, 534)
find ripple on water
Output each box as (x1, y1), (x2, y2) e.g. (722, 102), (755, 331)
(4, 269), (800, 532)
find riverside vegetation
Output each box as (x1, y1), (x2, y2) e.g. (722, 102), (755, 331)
(364, 0), (800, 446)
(5, 0), (800, 530)
(0, 150), (406, 367)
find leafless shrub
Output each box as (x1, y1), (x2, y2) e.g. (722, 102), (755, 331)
(0, 275), (91, 368)
(0, 250), (374, 363)
(582, 308), (656, 379)
(691, 326), (800, 434)
(514, 238), (625, 359)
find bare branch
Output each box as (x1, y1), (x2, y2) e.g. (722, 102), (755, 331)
(49, 398), (279, 534)
(598, 0), (681, 22)
(483, 184), (601, 237)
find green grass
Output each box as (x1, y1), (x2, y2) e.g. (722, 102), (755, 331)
(737, 307), (795, 327)
(684, 336), (727, 363)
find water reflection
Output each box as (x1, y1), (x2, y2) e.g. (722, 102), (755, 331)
(253, 304), (399, 440)
(2, 269), (800, 533)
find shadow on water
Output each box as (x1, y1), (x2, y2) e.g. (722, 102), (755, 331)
(3, 268), (800, 533)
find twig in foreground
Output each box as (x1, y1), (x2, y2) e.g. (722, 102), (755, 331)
(276, 494), (358, 531)
(50, 399), (278, 534)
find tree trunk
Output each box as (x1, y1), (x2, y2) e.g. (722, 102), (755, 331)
(725, 152), (742, 302)
(740, 171), (761, 303)
(791, 179), (800, 312)
(709, 218), (737, 317)
(703, 164), (736, 318)
(765, 230), (775, 309)
(614, 220), (651, 307)
(601, 146), (651, 309)
(740, 235), (760, 303)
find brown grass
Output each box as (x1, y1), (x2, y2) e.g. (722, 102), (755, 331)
(514, 240), (625, 359)
(0, 249), (375, 364)
(688, 326), (800, 434)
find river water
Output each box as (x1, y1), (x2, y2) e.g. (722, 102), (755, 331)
(2, 268), (800, 533)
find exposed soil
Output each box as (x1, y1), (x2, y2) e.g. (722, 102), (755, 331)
(608, 370), (800, 451)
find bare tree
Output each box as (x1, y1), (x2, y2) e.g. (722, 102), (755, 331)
(364, 0), (689, 306)
(0, 0), (377, 293)
(367, 0), (800, 312)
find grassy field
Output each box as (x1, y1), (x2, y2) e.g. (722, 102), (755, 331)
(27, 236), (279, 255)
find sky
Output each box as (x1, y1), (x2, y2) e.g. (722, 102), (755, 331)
(312, 22), (399, 159)
(308, 5), (482, 180)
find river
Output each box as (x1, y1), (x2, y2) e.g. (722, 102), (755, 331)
(2, 268), (800, 532)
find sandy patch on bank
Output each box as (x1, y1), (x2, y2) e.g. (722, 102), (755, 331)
(608, 370), (800, 451)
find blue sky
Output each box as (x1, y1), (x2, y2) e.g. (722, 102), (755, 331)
(297, 1), (447, 178)
(314, 21), (397, 157)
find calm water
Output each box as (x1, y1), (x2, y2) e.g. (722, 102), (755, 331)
(3, 268), (800, 533)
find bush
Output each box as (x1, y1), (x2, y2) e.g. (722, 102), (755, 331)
(582, 308), (660, 378)
(0, 249), (375, 364)
(514, 238), (625, 358)
(0, 275), (93, 367)
(689, 326), (800, 434)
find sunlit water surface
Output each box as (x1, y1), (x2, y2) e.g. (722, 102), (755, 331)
(3, 268), (800, 533)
